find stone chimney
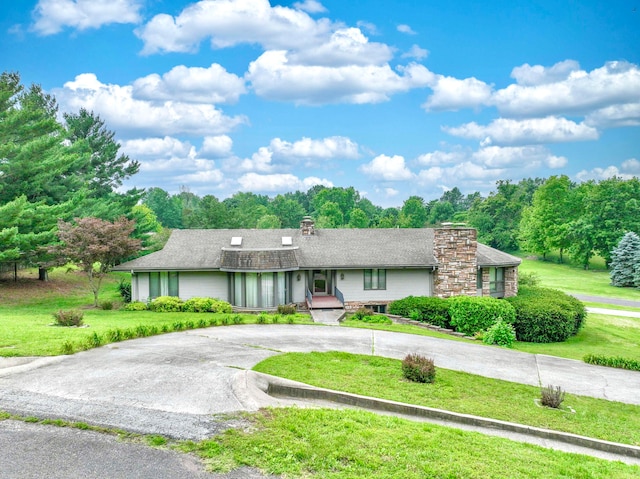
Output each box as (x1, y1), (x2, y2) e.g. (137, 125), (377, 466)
(433, 225), (477, 298)
(300, 216), (315, 236)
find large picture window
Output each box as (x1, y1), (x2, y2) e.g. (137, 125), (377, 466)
(364, 269), (386, 290)
(149, 272), (179, 299)
(229, 272), (291, 308)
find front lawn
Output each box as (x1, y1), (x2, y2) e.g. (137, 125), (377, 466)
(253, 351), (640, 446)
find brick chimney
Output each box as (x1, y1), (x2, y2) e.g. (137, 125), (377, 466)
(300, 216), (315, 236)
(433, 225), (477, 298)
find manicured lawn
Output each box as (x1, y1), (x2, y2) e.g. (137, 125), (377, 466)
(519, 257), (640, 301)
(179, 408), (640, 478)
(0, 269), (311, 357)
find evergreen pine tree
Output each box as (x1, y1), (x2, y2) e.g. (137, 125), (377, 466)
(609, 232), (640, 287)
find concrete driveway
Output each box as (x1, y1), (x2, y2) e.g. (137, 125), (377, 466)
(2, 325), (639, 440)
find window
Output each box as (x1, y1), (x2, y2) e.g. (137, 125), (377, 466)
(369, 304), (387, 313)
(489, 267), (505, 296)
(364, 269), (386, 290)
(149, 272), (179, 299)
(229, 272), (291, 308)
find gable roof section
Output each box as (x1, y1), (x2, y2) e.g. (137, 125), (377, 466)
(115, 228), (520, 272)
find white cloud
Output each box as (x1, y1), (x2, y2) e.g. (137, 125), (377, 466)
(444, 116), (599, 144)
(416, 150), (467, 166)
(493, 61), (640, 117)
(401, 44), (428, 60)
(175, 169), (225, 184)
(397, 24), (416, 35)
(136, 0), (333, 55)
(622, 158), (640, 174)
(472, 145), (567, 169)
(269, 136), (359, 160)
(201, 135), (233, 157)
(247, 51), (433, 104)
(384, 188), (399, 197)
(293, 0), (327, 13)
(585, 102), (640, 128)
(235, 147), (275, 173)
(32, 0), (141, 35)
(417, 162), (506, 185)
(132, 64), (246, 104)
(55, 73), (246, 137)
(120, 136), (194, 158)
(288, 27), (393, 66)
(237, 172), (332, 192)
(510, 60), (580, 86)
(576, 166), (635, 182)
(360, 154), (414, 181)
(423, 75), (492, 111)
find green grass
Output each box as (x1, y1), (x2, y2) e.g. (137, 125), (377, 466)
(254, 351), (640, 446)
(0, 269), (312, 357)
(519, 257), (640, 301)
(179, 408), (640, 479)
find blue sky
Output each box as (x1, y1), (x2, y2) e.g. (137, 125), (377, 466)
(2, 0), (639, 207)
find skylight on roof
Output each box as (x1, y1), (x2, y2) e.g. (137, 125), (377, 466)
(282, 236), (292, 246)
(230, 236), (242, 246)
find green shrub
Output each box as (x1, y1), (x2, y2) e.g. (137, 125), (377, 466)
(353, 307), (374, 320)
(482, 318), (516, 347)
(182, 297), (214, 312)
(124, 301), (148, 311)
(88, 332), (103, 348)
(135, 325), (150, 337)
(271, 314), (281, 324)
(352, 314), (392, 324)
(389, 296), (451, 328)
(99, 300), (114, 311)
(256, 313), (269, 324)
(401, 354), (436, 383)
(583, 354), (640, 372)
(220, 315), (230, 325)
(448, 296), (515, 336)
(117, 279), (132, 303)
(107, 329), (122, 342)
(52, 309), (84, 327)
(507, 286), (586, 343)
(197, 318), (208, 328)
(61, 340), (75, 355)
(209, 299), (233, 314)
(540, 385), (565, 409)
(149, 296), (183, 312)
(518, 272), (541, 287)
(277, 304), (297, 315)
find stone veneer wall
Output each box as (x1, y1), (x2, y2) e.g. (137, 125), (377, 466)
(433, 227), (478, 298)
(504, 266), (518, 297)
(481, 267), (491, 296)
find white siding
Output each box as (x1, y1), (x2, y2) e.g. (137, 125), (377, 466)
(336, 269), (432, 302)
(291, 272), (306, 303)
(179, 272), (228, 300)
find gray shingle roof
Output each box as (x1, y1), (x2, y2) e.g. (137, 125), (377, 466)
(114, 228), (520, 271)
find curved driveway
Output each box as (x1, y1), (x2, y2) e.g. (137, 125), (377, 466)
(1, 325), (639, 440)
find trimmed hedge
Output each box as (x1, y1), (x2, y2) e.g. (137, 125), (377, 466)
(388, 296), (451, 328)
(182, 297), (233, 313)
(149, 296), (183, 312)
(448, 296), (516, 336)
(506, 286), (586, 343)
(583, 354), (640, 372)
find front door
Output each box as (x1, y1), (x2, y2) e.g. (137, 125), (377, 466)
(313, 270), (328, 295)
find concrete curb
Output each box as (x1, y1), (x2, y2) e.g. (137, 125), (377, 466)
(0, 356), (65, 378)
(248, 371), (640, 460)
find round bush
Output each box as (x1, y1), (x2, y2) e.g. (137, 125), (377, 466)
(124, 301), (148, 311)
(182, 297), (215, 312)
(448, 296), (516, 336)
(482, 318), (516, 347)
(506, 286), (586, 343)
(401, 354), (436, 383)
(388, 296), (451, 328)
(149, 296), (183, 312)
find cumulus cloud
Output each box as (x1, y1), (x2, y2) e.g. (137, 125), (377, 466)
(621, 158), (640, 174)
(247, 51), (433, 104)
(288, 27), (393, 66)
(416, 150), (467, 166)
(119, 136), (195, 158)
(423, 75), (493, 111)
(417, 162), (506, 186)
(493, 61), (640, 117)
(444, 116), (599, 145)
(136, 0), (333, 55)
(576, 166), (636, 182)
(401, 44), (428, 60)
(585, 102), (640, 128)
(472, 145), (567, 169)
(510, 60), (581, 86)
(237, 172), (332, 192)
(360, 154), (414, 181)
(31, 0), (141, 35)
(397, 24), (416, 35)
(201, 135), (234, 157)
(55, 73), (246, 137)
(132, 64), (246, 104)
(269, 136), (359, 160)
(293, 0), (327, 13)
